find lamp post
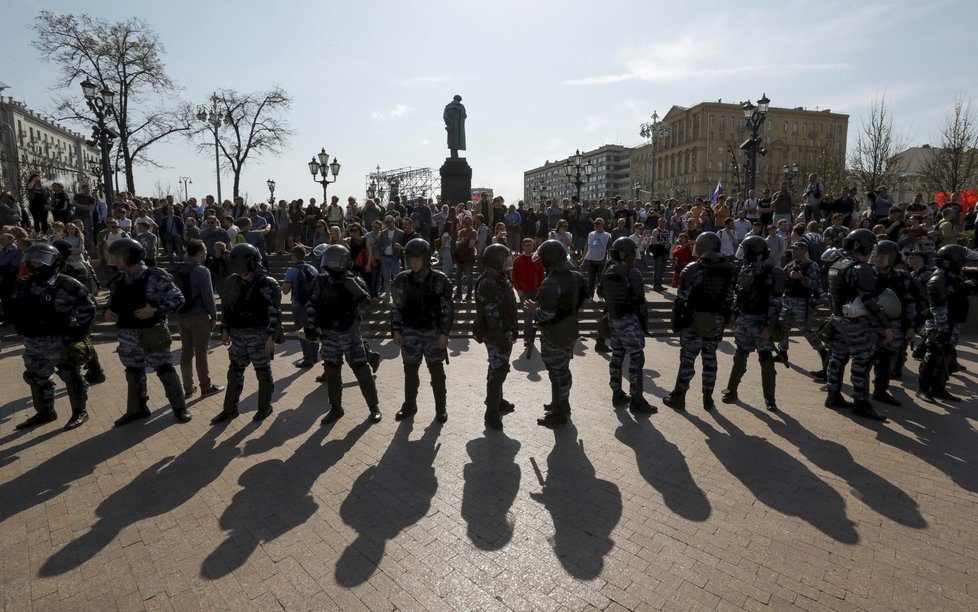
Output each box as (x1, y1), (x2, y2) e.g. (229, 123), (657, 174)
(739, 93), (770, 193)
(366, 179), (377, 201)
(782, 162), (800, 192)
(266, 179), (276, 205)
(79, 79), (116, 206)
(563, 149), (594, 200)
(178, 176), (192, 202)
(308, 147), (340, 201)
(639, 110), (671, 200)
(196, 93), (227, 205)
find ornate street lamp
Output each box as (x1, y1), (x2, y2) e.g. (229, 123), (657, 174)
(639, 110), (671, 200)
(782, 162), (800, 192)
(266, 178), (276, 205)
(178, 176), (192, 203)
(196, 93), (226, 204)
(564, 150), (594, 200)
(308, 147), (340, 201)
(739, 93), (770, 193)
(79, 78), (116, 205)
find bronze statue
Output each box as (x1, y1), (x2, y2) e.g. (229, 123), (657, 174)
(444, 95), (466, 158)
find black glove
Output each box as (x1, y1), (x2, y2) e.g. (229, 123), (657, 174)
(304, 328), (319, 342)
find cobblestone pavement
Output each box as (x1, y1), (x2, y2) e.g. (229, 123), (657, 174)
(1, 332), (976, 611)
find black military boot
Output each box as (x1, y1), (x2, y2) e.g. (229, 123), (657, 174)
(396, 363), (421, 421)
(116, 368), (150, 427)
(352, 362), (382, 423)
(158, 366), (192, 423)
(629, 393), (657, 414)
(853, 399), (887, 422)
(721, 353), (748, 404)
(253, 367), (274, 422)
(84, 352), (106, 385)
(824, 391), (854, 410)
(430, 362), (448, 423)
(594, 338), (611, 353)
(212, 368), (243, 424)
(321, 365), (345, 425)
(16, 380), (58, 430)
(809, 349), (829, 381)
(62, 370), (90, 431)
(663, 389), (687, 411)
(611, 388), (630, 407)
(484, 368), (506, 430)
(703, 391), (716, 412)
(537, 399), (569, 426)
(759, 353), (778, 412)
(777, 349), (789, 368)
(872, 389), (902, 406)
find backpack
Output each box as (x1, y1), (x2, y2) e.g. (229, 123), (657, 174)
(169, 262), (198, 314)
(293, 264), (316, 305)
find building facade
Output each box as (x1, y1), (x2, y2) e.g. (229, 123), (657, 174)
(629, 101), (849, 202)
(523, 144), (631, 205)
(0, 96), (101, 201)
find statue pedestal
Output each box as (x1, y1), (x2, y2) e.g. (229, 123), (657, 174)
(440, 157), (472, 206)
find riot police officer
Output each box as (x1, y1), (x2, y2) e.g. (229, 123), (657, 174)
(779, 239), (825, 369)
(917, 244), (976, 402)
(52, 239), (106, 385)
(597, 237), (656, 413)
(473, 243), (519, 430)
(524, 239), (587, 426)
(390, 238), (454, 423)
(305, 244), (382, 425)
(906, 246), (934, 365)
(105, 238), (192, 425)
(870, 240), (916, 406)
(211, 243), (282, 424)
(11, 244), (97, 430)
(824, 228), (888, 420)
(721, 235), (785, 412)
(663, 232), (736, 412)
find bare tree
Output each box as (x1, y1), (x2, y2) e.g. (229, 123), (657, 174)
(813, 148), (848, 194)
(849, 95), (907, 195)
(920, 97), (978, 196)
(187, 88), (292, 199)
(32, 11), (191, 194)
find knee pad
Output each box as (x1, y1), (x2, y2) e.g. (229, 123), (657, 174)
(23, 371), (49, 386)
(155, 364), (176, 376)
(758, 351), (774, 363)
(124, 366), (145, 376)
(324, 360), (344, 369)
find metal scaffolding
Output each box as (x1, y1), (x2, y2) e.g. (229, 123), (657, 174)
(364, 165), (438, 203)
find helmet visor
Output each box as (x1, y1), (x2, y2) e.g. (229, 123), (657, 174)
(25, 249), (58, 267)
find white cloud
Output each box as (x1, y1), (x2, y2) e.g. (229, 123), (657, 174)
(370, 104), (411, 120)
(392, 76), (449, 86)
(584, 115), (609, 132)
(418, 139), (431, 146)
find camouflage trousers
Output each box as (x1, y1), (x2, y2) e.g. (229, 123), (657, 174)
(873, 320), (905, 392)
(608, 313), (645, 394)
(228, 328), (272, 371)
(23, 336), (84, 414)
(733, 313), (775, 356)
(400, 327), (446, 366)
(541, 336), (574, 403)
(675, 318), (723, 394)
(485, 334), (514, 371)
(117, 328), (173, 371)
(827, 316), (877, 401)
(778, 297), (824, 354)
(319, 327), (368, 367)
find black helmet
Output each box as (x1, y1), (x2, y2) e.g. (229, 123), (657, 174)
(821, 247), (844, 264)
(610, 237), (638, 262)
(24, 243), (63, 280)
(842, 228), (876, 256)
(533, 239), (568, 270)
(322, 244), (351, 274)
(229, 242), (261, 275)
(872, 239), (902, 268)
(482, 243), (513, 271)
(107, 237), (145, 266)
(791, 239), (810, 251)
(736, 235), (769, 263)
(693, 232), (721, 258)
(51, 239), (74, 263)
(936, 244), (974, 273)
(403, 238), (431, 265)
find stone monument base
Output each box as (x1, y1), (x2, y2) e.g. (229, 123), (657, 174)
(440, 157), (472, 206)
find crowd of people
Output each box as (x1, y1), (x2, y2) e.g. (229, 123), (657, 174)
(0, 174), (975, 435)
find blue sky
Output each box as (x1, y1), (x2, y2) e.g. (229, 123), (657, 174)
(2, 0), (976, 203)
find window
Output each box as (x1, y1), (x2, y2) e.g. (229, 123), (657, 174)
(793, 123), (798, 133)
(709, 114), (714, 127)
(720, 117), (725, 130)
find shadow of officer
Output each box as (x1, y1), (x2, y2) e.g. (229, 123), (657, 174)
(461, 430), (521, 550)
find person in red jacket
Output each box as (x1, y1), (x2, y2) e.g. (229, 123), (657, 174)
(671, 232), (694, 288)
(512, 237), (545, 357)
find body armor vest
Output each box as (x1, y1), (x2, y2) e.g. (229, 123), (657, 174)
(689, 262), (734, 314)
(223, 275), (272, 329)
(784, 259), (816, 299)
(736, 263), (774, 315)
(110, 273), (164, 329)
(313, 274), (360, 331)
(828, 258), (857, 315)
(602, 262), (638, 317)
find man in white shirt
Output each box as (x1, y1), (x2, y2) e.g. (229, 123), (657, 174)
(741, 189), (759, 222)
(582, 218), (611, 300)
(733, 210), (752, 240)
(718, 217), (739, 258)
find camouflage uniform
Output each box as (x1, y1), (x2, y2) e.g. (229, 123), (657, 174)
(872, 267), (916, 400)
(724, 262), (785, 408)
(217, 272), (282, 420)
(779, 258), (824, 357)
(826, 255), (886, 405)
(597, 259), (648, 398)
(12, 274), (96, 425)
(534, 261), (587, 419)
(108, 264), (188, 419)
(390, 267), (454, 419)
(918, 266), (967, 399)
(305, 271), (380, 420)
(669, 258), (736, 405)
(473, 270), (518, 425)
(58, 258), (105, 383)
